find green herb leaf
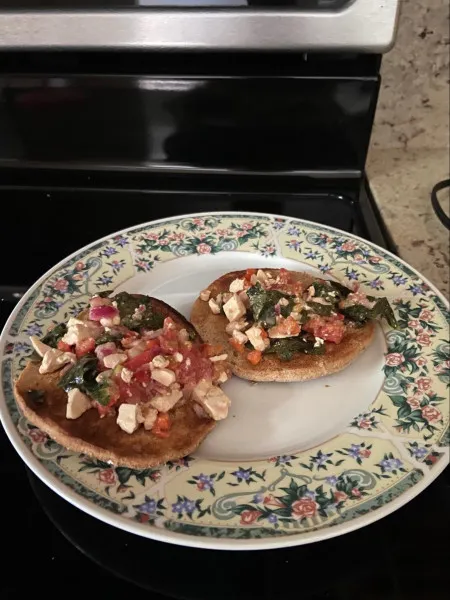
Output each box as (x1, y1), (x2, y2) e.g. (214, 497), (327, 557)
(265, 336), (325, 361)
(29, 351), (42, 363)
(41, 323), (67, 348)
(370, 297), (398, 329)
(95, 331), (123, 345)
(246, 283), (294, 326)
(113, 292), (164, 332)
(308, 301), (333, 316)
(88, 380), (111, 406)
(342, 297), (398, 328)
(58, 354), (111, 406)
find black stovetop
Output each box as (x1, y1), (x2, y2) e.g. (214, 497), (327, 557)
(1, 181), (448, 600)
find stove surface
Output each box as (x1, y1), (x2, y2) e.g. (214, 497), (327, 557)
(1, 180), (447, 600)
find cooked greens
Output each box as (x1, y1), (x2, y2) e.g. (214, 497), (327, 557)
(58, 354), (110, 405)
(41, 323), (67, 348)
(246, 283), (294, 327)
(113, 292), (164, 331)
(342, 296), (397, 329)
(265, 336), (325, 361)
(95, 330), (123, 345)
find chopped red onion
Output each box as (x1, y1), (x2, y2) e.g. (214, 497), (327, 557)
(89, 305), (118, 322)
(95, 342), (117, 361)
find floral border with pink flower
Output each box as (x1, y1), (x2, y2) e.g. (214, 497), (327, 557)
(2, 213), (449, 543)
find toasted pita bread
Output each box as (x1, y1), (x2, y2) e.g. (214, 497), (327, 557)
(191, 270), (375, 382)
(15, 297), (216, 468)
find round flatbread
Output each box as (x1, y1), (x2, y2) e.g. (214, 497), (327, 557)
(191, 270), (375, 383)
(15, 297), (216, 468)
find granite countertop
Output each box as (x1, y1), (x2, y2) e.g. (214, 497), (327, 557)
(367, 147), (449, 298)
(366, 0), (449, 299)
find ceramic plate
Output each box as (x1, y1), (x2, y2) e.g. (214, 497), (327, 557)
(1, 212), (448, 550)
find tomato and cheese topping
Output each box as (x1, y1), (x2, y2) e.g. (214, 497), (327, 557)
(202, 269), (397, 363)
(29, 292), (231, 435)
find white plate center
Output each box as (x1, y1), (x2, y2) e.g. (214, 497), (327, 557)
(118, 253), (386, 461)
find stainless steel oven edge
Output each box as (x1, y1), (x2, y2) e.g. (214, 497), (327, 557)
(0, 0), (399, 52)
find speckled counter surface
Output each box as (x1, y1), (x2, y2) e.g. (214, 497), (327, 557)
(367, 0), (449, 299)
(367, 148), (449, 298)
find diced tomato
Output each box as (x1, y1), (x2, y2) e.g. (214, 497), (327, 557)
(270, 315), (301, 338)
(245, 268), (256, 281)
(303, 315), (345, 344)
(260, 328), (269, 339)
(133, 367), (151, 385)
(336, 313), (345, 321)
(247, 350), (262, 365)
(159, 328), (179, 353)
(152, 413), (171, 438)
(124, 348), (160, 371)
(57, 340), (72, 352)
(175, 347), (212, 386)
(229, 338), (245, 353)
(163, 317), (176, 332)
(75, 337), (96, 358)
(145, 339), (160, 351)
(116, 378), (145, 404)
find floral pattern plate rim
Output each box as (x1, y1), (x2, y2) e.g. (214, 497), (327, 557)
(0, 211), (448, 551)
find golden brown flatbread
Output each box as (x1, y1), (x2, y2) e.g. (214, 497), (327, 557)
(190, 270), (375, 382)
(14, 297), (216, 468)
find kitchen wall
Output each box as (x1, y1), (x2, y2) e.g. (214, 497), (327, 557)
(371, 0), (449, 151)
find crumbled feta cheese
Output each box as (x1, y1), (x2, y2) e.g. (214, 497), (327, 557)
(209, 354), (228, 362)
(229, 278), (245, 293)
(66, 388), (91, 420)
(225, 320), (248, 334)
(100, 314), (121, 327)
(121, 367), (133, 383)
(151, 368), (176, 387)
(192, 380), (230, 421)
(67, 317), (86, 328)
(256, 269), (269, 285)
(96, 369), (113, 383)
(232, 330), (248, 344)
(246, 325), (270, 351)
(39, 349), (76, 374)
(223, 294), (246, 323)
(103, 353), (127, 369)
(314, 337), (325, 347)
(217, 371), (229, 384)
(200, 289), (211, 301)
(208, 298), (221, 314)
(173, 352), (183, 363)
(142, 406), (158, 430)
(150, 388), (183, 412)
(117, 404), (141, 434)
(277, 298), (289, 307)
(151, 355), (170, 369)
(62, 322), (100, 346)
